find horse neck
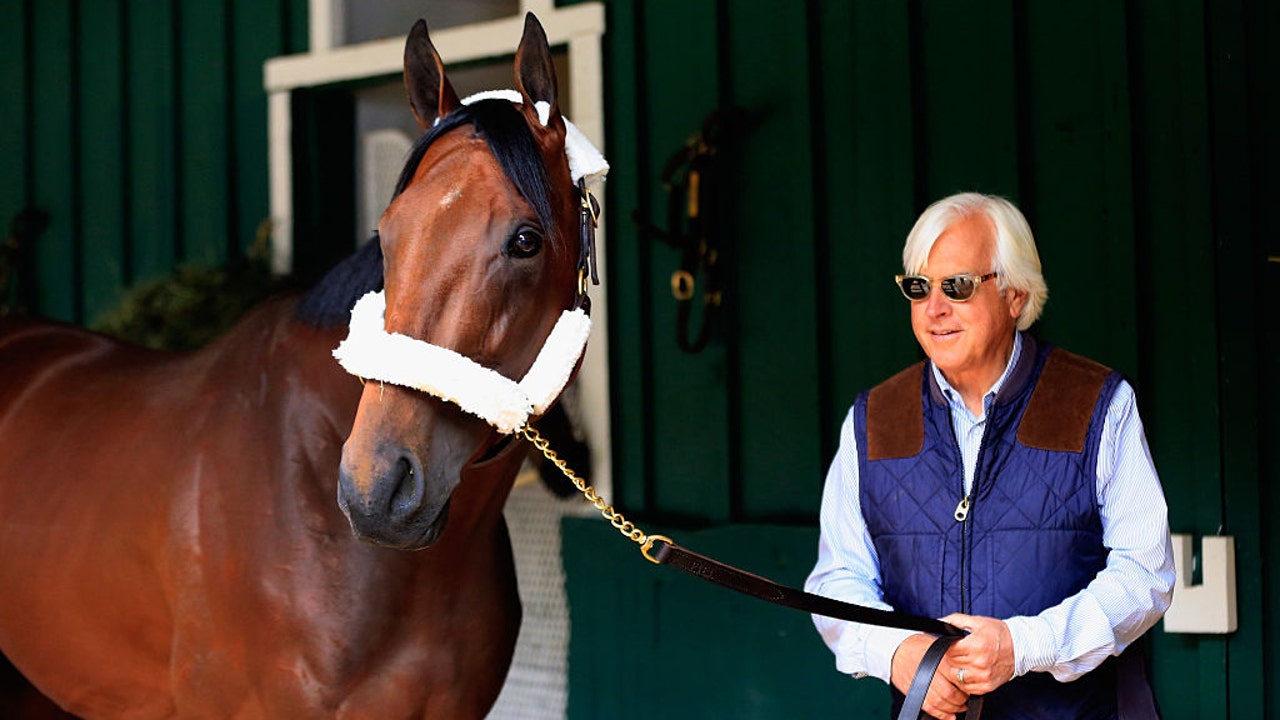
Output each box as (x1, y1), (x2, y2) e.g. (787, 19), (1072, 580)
(194, 295), (362, 533)
(236, 296), (524, 566)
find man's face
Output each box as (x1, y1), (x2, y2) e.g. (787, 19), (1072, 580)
(910, 214), (1027, 390)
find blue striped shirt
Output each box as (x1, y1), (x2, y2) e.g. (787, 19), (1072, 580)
(805, 333), (1175, 683)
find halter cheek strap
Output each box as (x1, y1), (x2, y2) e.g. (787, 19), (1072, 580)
(332, 291), (592, 434)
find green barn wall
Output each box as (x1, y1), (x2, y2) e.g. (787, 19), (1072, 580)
(585, 0), (1277, 718)
(0, 0), (308, 325)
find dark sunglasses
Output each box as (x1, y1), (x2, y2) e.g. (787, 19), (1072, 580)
(895, 272), (998, 302)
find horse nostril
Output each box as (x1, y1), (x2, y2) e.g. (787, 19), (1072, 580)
(389, 455), (426, 520)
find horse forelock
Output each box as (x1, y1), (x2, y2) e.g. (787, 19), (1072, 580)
(296, 99), (569, 328)
(396, 100), (560, 244)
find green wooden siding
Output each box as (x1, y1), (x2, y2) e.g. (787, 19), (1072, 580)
(586, 0), (1277, 717)
(0, 0), (307, 325)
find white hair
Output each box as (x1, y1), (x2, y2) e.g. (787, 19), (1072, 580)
(902, 192), (1048, 331)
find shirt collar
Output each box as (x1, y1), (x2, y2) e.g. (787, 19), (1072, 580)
(930, 332), (1024, 419)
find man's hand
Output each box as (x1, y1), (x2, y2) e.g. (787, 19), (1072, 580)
(938, 613), (1016, 695)
(891, 633), (969, 720)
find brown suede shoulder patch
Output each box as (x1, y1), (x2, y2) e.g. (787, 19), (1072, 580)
(866, 362), (925, 460)
(1017, 349), (1113, 453)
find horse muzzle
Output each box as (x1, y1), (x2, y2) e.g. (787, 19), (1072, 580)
(337, 444), (455, 550)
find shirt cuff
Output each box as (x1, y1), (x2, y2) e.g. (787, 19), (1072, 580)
(837, 626), (917, 683)
(1005, 615), (1058, 676)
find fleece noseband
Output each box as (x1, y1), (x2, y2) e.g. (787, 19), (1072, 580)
(332, 290), (591, 434)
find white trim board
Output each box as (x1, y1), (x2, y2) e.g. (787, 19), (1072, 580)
(267, 3), (604, 93)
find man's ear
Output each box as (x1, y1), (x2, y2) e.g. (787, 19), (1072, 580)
(1006, 288), (1028, 320)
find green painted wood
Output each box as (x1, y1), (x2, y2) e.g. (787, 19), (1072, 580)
(231, 0), (287, 257)
(1205, 1), (1267, 716)
(0, 0), (27, 279)
(10, 0), (306, 325)
(1250, 5), (1280, 718)
(913, 1), (1018, 201)
(288, 0), (310, 56)
(1019, 1), (1140, 377)
(601, 0), (651, 513)
(178, 2), (231, 268)
(77, 0), (127, 326)
(125, 0), (177, 286)
(30, 0), (77, 322)
(1126, 2), (1226, 718)
(564, 518), (887, 718)
(723, 1), (823, 520)
(820, 1), (920, 444)
(638, 0), (732, 522)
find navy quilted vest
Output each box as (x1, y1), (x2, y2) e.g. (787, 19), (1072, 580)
(855, 335), (1129, 720)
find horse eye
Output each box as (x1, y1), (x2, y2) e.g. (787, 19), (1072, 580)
(505, 228), (544, 259)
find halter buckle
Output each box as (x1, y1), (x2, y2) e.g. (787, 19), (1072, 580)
(580, 185), (600, 227)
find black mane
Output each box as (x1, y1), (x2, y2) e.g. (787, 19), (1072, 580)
(295, 99), (558, 327)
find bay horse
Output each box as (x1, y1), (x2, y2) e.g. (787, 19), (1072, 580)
(0, 13), (604, 719)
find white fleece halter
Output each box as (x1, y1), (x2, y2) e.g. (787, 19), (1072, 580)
(333, 291), (591, 434)
(332, 93), (606, 433)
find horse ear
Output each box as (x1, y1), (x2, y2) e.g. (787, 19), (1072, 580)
(404, 18), (461, 129)
(514, 13), (562, 130)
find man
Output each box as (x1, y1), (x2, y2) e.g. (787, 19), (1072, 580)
(805, 192), (1174, 720)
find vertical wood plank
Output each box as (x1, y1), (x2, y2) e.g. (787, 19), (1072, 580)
(639, 0), (731, 521)
(177, 2), (230, 268)
(601, 0), (652, 513)
(724, 0), (822, 519)
(231, 0), (286, 258)
(913, 0), (1019, 199)
(1019, 1), (1139, 377)
(1204, 0), (1266, 714)
(30, 0), (77, 321)
(1126, 1), (1226, 717)
(1245, 3), (1280, 716)
(78, 0), (127, 324)
(126, 0), (177, 284)
(821, 0), (920, 444)
(0, 0), (27, 258)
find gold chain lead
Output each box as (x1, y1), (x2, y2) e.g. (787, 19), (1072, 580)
(518, 425), (670, 564)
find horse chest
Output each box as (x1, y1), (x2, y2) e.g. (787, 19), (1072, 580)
(163, 508), (520, 719)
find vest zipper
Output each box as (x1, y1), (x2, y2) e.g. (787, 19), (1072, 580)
(956, 493), (970, 615)
(960, 417), (993, 616)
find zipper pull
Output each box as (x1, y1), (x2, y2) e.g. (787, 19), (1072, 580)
(954, 495), (971, 522)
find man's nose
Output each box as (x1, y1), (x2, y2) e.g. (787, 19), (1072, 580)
(924, 285), (951, 315)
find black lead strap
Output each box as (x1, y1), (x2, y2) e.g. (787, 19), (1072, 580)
(650, 540), (963, 636)
(649, 539), (983, 720)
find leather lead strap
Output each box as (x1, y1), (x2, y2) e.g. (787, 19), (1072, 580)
(895, 635), (984, 720)
(897, 635), (958, 720)
(651, 540), (963, 637)
(651, 540), (982, 719)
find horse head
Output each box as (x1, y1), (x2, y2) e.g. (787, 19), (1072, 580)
(334, 14), (604, 550)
